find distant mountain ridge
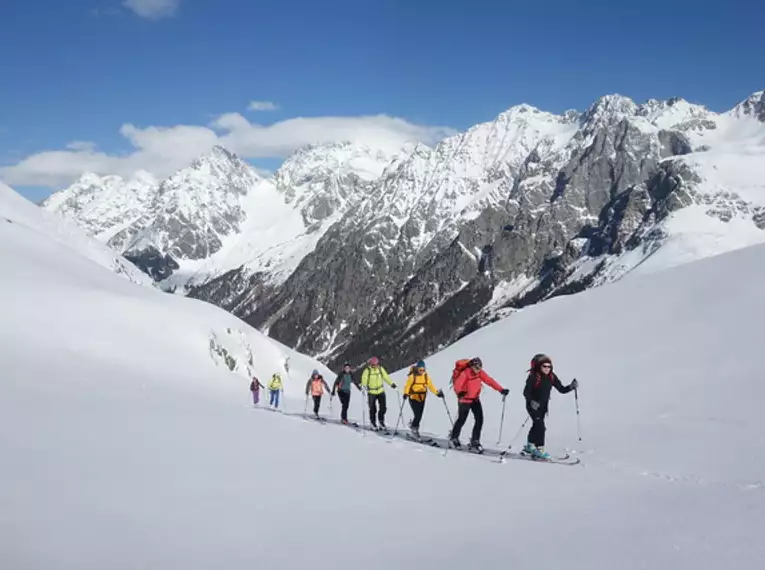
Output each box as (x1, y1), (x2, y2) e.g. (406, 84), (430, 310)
(42, 90), (765, 370)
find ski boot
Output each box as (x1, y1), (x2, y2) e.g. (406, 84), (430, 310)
(410, 426), (420, 438)
(467, 440), (484, 454)
(522, 442), (550, 460)
(449, 437), (461, 449)
(534, 446), (551, 460)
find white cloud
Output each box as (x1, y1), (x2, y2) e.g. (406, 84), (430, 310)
(0, 113), (455, 188)
(248, 101), (279, 112)
(66, 141), (97, 151)
(122, 0), (179, 21)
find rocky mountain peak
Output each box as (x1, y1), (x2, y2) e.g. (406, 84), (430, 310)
(582, 94), (639, 126)
(729, 90), (765, 122)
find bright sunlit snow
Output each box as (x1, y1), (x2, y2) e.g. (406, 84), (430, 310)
(2, 180), (764, 569)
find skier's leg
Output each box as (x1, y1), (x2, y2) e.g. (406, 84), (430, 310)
(368, 393), (377, 427)
(339, 391), (350, 421)
(313, 395), (321, 415)
(378, 392), (387, 426)
(410, 399), (425, 429)
(450, 402), (470, 439)
(470, 399), (484, 443)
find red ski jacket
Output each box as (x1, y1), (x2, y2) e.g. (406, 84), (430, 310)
(453, 368), (504, 403)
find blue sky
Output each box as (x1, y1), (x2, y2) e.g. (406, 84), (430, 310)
(1, 0), (763, 201)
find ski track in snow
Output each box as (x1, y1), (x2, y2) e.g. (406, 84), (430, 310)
(257, 405), (765, 495)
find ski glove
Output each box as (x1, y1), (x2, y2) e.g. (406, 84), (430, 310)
(391, 383), (398, 389)
(529, 400), (540, 411)
(500, 388), (510, 396)
(457, 391), (467, 398)
(436, 390), (445, 398)
(570, 379), (579, 390)
(403, 394), (409, 400)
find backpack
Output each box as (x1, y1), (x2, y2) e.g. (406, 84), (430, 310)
(450, 359), (472, 388)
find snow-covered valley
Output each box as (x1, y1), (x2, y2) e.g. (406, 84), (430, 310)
(2, 180), (764, 569)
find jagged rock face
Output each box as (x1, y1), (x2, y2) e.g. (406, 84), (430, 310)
(123, 246), (179, 282)
(124, 146), (260, 263)
(242, 95), (732, 370)
(40, 171), (158, 248)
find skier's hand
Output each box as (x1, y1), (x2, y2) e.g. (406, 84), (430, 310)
(530, 400), (540, 411)
(457, 391), (467, 398)
(403, 393), (409, 400)
(391, 383), (398, 389)
(436, 390), (445, 398)
(570, 379), (579, 390)
(501, 388), (510, 396)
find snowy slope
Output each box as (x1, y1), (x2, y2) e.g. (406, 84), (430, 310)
(1, 181), (151, 287)
(0, 182), (330, 398)
(3, 169), (765, 569)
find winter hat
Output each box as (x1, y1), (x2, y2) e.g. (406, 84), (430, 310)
(368, 356), (379, 366)
(470, 357), (483, 368)
(312, 369), (319, 376)
(416, 360), (426, 369)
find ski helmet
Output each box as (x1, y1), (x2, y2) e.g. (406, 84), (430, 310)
(469, 357), (483, 368)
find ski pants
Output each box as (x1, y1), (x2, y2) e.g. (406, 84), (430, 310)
(368, 392), (387, 426)
(269, 389), (280, 408)
(337, 390), (351, 421)
(450, 399), (484, 443)
(252, 389), (260, 405)
(408, 398), (425, 429)
(526, 401), (548, 447)
(312, 395), (322, 414)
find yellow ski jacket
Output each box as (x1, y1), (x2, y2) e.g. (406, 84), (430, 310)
(361, 366), (394, 395)
(404, 370), (439, 402)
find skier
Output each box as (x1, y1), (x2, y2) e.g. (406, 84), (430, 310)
(450, 357), (509, 452)
(402, 360), (444, 437)
(332, 362), (361, 424)
(268, 373), (283, 409)
(361, 356), (397, 430)
(249, 376), (264, 406)
(522, 354), (578, 459)
(305, 370), (331, 418)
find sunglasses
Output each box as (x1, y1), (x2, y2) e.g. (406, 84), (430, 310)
(540, 364), (552, 369)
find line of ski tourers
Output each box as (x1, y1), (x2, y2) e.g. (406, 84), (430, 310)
(249, 353), (580, 463)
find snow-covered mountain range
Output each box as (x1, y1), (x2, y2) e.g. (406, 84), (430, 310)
(41, 90), (765, 370)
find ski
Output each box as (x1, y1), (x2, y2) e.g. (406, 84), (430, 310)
(404, 433), (439, 447)
(497, 449), (580, 465)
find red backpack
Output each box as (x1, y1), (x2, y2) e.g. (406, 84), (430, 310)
(450, 359), (472, 389)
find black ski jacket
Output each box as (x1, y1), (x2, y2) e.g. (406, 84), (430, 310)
(523, 371), (573, 405)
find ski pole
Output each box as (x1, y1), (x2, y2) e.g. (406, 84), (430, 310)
(303, 394), (308, 416)
(392, 392), (406, 436)
(496, 394), (507, 446)
(574, 384), (582, 441)
(360, 389), (367, 436)
(441, 396), (454, 429)
(508, 416), (530, 449)
(440, 396), (455, 457)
